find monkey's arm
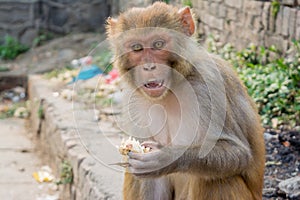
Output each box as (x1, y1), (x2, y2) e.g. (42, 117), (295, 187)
(178, 134), (253, 177)
(128, 133), (252, 178)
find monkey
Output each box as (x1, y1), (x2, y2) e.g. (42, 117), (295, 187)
(106, 2), (265, 200)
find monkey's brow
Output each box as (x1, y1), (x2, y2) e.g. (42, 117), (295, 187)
(124, 33), (168, 43)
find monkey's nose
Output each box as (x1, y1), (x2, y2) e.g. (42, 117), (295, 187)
(143, 64), (156, 71)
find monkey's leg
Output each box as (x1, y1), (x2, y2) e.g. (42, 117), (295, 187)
(123, 172), (173, 200)
(171, 173), (190, 200)
(187, 176), (254, 200)
(123, 172), (141, 200)
(140, 176), (173, 200)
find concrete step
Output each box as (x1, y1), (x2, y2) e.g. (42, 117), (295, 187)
(0, 118), (59, 200)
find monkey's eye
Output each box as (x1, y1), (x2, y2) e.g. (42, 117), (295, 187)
(131, 43), (143, 51)
(153, 40), (165, 50)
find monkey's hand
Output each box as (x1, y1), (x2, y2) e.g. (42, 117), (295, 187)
(127, 142), (179, 178)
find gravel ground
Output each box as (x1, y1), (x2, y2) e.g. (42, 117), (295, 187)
(263, 128), (300, 199)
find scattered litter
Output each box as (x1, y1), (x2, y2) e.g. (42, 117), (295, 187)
(278, 176), (300, 199)
(18, 167), (25, 172)
(265, 161), (282, 166)
(52, 92), (59, 98)
(71, 56), (103, 82)
(108, 91), (123, 104)
(271, 118), (279, 128)
(1, 86), (26, 103)
(0, 104), (9, 112)
(61, 89), (73, 101)
(49, 69), (78, 83)
(73, 64), (103, 81)
(94, 109), (100, 121)
(33, 166), (55, 183)
(36, 194), (59, 200)
(264, 132), (277, 141)
(282, 141), (291, 147)
(101, 107), (121, 115)
(14, 107), (29, 118)
(105, 68), (119, 84)
(71, 56), (92, 67)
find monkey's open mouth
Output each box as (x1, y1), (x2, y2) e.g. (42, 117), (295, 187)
(142, 79), (167, 98)
(144, 80), (164, 89)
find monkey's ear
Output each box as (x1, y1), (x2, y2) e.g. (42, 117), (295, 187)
(106, 17), (118, 36)
(178, 7), (195, 36)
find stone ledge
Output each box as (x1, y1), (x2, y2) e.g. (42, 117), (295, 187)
(28, 75), (123, 200)
(0, 71), (27, 91)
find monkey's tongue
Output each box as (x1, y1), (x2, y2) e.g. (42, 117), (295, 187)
(144, 80), (163, 89)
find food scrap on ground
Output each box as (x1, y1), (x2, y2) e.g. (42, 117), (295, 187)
(33, 165), (55, 183)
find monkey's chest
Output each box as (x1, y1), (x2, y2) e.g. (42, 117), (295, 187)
(148, 109), (182, 146)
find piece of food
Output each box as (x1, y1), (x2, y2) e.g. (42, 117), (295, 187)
(118, 137), (151, 155)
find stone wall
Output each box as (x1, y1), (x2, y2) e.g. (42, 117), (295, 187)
(0, 0), (118, 46)
(2, 0), (299, 51)
(28, 75), (123, 200)
(117, 0), (157, 12)
(191, 0), (300, 51)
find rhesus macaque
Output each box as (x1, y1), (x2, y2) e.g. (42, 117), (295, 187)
(106, 2), (265, 200)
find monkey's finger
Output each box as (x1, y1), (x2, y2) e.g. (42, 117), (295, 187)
(109, 162), (130, 167)
(128, 158), (159, 169)
(128, 151), (160, 161)
(128, 159), (145, 169)
(128, 152), (145, 160)
(128, 150), (163, 162)
(141, 141), (162, 150)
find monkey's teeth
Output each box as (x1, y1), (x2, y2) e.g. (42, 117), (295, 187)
(144, 80), (164, 88)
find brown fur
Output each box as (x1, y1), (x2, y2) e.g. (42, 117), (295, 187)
(107, 2), (265, 200)
(107, 2), (181, 36)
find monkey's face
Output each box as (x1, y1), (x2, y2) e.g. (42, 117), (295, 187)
(123, 34), (174, 99)
(107, 2), (196, 100)
(134, 62), (172, 99)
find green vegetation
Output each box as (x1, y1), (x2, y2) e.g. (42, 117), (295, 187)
(271, 0), (280, 17)
(182, 0), (193, 7)
(56, 160), (73, 185)
(38, 104), (44, 119)
(207, 37), (300, 127)
(0, 105), (16, 119)
(0, 36), (29, 60)
(32, 31), (55, 47)
(43, 65), (74, 80)
(93, 50), (113, 73)
(0, 66), (9, 72)
(98, 97), (114, 106)
(0, 102), (28, 119)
